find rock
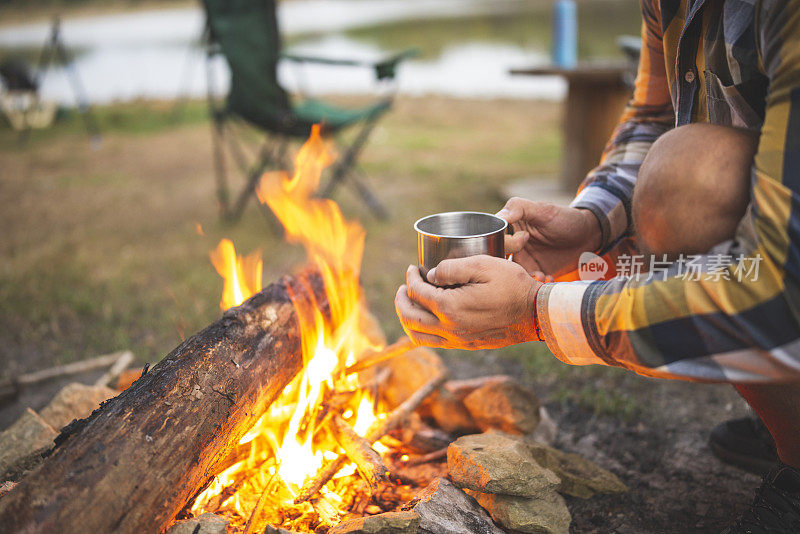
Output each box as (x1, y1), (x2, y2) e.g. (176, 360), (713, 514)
(264, 527), (301, 534)
(530, 406), (557, 446)
(0, 408), (57, 479)
(448, 432), (560, 497)
(463, 379), (540, 435)
(445, 376), (514, 401)
(166, 512), (229, 534)
(466, 489), (572, 534)
(406, 477), (504, 534)
(329, 511), (420, 534)
(358, 308), (388, 346)
(426, 388), (479, 434)
(525, 440), (628, 498)
(380, 346), (447, 409)
(39, 382), (117, 431)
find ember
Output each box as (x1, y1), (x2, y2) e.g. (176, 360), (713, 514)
(192, 126), (433, 532)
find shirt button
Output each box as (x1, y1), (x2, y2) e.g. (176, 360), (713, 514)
(684, 70), (696, 83)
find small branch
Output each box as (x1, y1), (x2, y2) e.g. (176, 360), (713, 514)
(402, 447), (448, 466)
(243, 474), (277, 534)
(294, 372), (447, 503)
(17, 351), (132, 386)
(94, 351), (134, 387)
(330, 413), (389, 490)
(344, 337), (415, 375)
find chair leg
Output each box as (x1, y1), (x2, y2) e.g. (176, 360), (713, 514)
(210, 115), (231, 219)
(321, 115), (388, 219)
(347, 166), (388, 219)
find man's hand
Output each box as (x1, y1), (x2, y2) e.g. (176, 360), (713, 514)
(499, 198), (602, 278)
(395, 256), (542, 350)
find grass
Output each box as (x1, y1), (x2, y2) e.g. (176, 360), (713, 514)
(0, 94), (652, 418)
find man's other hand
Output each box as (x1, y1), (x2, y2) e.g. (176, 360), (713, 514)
(498, 198), (602, 278)
(395, 256), (542, 350)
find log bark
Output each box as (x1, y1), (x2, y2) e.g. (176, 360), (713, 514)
(0, 272), (323, 534)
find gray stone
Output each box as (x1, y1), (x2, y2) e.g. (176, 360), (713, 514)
(264, 527), (301, 534)
(525, 440), (627, 499)
(463, 379), (541, 435)
(329, 511), (420, 534)
(530, 406), (558, 446)
(427, 388), (479, 434)
(0, 408), (56, 479)
(448, 432), (560, 497)
(166, 513), (229, 534)
(407, 477), (504, 534)
(466, 489), (572, 534)
(39, 382), (116, 431)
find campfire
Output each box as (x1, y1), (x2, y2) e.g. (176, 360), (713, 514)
(0, 126), (628, 534)
(193, 125), (443, 532)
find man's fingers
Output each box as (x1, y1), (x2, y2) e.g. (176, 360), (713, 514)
(395, 285), (440, 333)
(530, 270), (546, 282)
(504, 230), (529, 254)
(405, 265), (446, 313)
(496, 197), (525, 224)
(406, 330), (449, 348)
(428, 255), (496, 287)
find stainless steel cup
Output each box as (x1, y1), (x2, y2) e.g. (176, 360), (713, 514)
(414, 211), (507, 278)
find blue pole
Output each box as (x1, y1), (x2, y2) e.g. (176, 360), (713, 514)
(552, 0), (577, 69)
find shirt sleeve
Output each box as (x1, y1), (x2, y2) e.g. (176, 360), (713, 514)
(538, 0), (800, 383)
(570, 0), (674, 252)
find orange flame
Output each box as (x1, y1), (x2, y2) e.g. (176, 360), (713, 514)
(209, 239), (262, 311)
(194, 125), (386, 531)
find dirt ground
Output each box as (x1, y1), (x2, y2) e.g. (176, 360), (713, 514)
(0, 96), (761, 533)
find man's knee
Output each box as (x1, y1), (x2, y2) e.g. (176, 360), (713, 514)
(632, 123), (757, 258)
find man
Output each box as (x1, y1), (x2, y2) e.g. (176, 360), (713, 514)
(395, 0), (800, 531)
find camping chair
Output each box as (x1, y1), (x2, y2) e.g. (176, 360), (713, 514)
(0, 17), (99, 145)
(201, 0), (416, 222)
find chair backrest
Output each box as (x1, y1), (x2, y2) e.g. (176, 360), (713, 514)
(201, 0), (292, 129)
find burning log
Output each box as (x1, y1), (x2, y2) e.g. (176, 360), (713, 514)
(330, 413), (389, 490)
(294, 372), (448, 503)
(0, 273), (323, 533)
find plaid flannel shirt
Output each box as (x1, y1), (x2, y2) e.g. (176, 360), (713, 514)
(538, 0), (800, 382)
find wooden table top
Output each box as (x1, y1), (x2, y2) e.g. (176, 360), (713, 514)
(510, 62), (630, 84)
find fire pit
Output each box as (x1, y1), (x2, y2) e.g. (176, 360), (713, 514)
(0, 126), (627, 534)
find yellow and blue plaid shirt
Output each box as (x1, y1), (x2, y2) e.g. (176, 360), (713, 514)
(538, 0), (800, 382)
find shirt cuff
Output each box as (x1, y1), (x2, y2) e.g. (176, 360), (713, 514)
(537, 281), (606, 366)
(570, 186), (629, 251)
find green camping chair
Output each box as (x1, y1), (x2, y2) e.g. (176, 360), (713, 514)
(201, 0), (415, 222)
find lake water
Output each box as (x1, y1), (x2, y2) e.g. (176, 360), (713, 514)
(0, 0), (638, 104)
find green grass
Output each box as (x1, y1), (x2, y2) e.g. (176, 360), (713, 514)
(0, 100), (210, 146)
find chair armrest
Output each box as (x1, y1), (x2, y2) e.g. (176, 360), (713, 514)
(374, 48), (418, 80)
(281, 48), (419, 80)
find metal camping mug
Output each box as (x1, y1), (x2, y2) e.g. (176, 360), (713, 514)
(414, 211), (507, 278)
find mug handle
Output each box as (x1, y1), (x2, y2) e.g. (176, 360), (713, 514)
(505, 223), (514, 261)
